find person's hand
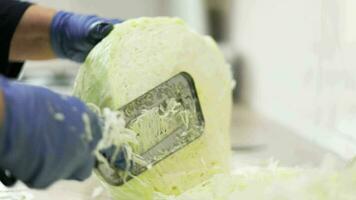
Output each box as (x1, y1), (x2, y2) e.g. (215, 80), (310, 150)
(50, 11), (121, 62)
(0, 76), (102, 188)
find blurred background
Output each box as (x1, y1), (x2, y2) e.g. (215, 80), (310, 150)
(9, 0), (356, 198)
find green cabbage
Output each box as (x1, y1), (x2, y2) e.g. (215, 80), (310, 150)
(73, 17), (234, 200)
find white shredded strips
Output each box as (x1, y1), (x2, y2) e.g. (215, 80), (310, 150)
(128, 98), (191, 154)
(82, 113), (93, 143)
(0, 183), (34, 200)
(153, 160), (356, 200)
(53, 113), (65, 121)
(91, 186), (104, 199)
(90, 104), (141, 180)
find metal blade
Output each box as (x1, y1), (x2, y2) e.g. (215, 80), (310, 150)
(96, 72), (205, 186)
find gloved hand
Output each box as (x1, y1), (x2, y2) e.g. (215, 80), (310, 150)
(0, 76), (102, 189)
(50, 11), (121, 62)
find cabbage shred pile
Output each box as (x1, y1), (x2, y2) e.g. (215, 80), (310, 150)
(155, 162), (356, 200)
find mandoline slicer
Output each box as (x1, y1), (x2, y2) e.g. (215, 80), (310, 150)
(95, 72), (205, 186)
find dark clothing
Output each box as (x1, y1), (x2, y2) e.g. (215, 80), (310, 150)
(0, 0), (32, 78)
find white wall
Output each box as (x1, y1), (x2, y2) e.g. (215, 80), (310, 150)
(30, 0), (165, 18)
(232, 0), (356, 159)
(29, 0), (208, 33)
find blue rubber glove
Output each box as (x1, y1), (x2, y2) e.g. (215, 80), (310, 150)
(50, 11), (121, 62)
(0, 76), (102, 189)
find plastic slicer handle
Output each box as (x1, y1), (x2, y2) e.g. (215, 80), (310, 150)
(0, 168), (17, 187)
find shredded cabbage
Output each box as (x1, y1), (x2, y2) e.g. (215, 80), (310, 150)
(155, 161), (356, 200)
(91, 105), (140, 180)
(128, 98), (194, 154)
(73, 17), (233, 199)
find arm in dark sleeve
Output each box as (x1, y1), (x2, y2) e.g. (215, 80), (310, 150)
(0, 0), (32, 79)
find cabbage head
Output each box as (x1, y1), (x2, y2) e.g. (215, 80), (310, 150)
(73, 17), (234, 200)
